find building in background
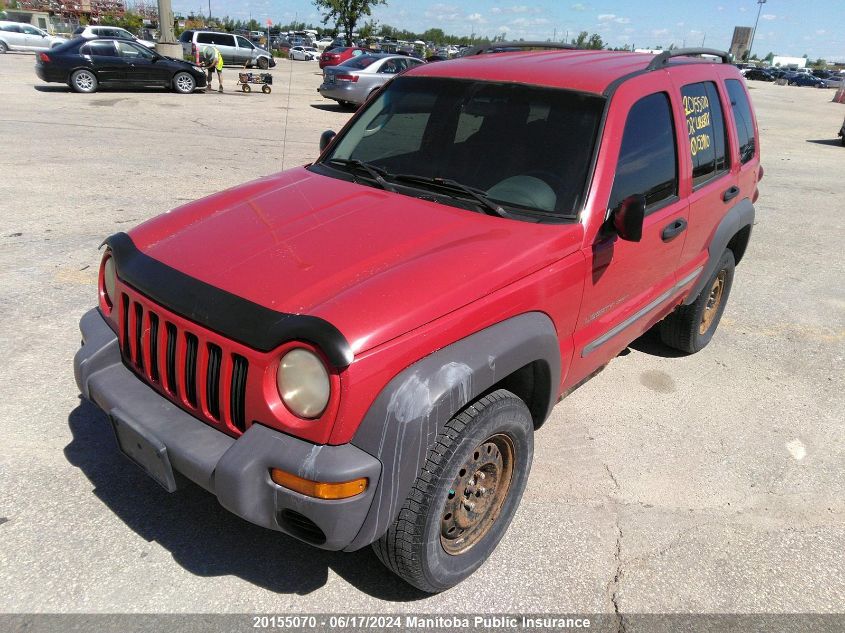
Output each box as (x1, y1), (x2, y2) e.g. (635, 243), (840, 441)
(771, 56), (808, 69)
(729, 26), (753, 60)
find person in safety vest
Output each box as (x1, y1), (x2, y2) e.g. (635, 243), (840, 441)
(199, 45), (224, 92)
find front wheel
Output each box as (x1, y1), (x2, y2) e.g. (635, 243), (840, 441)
(660, 249), (735, 353)
(373, 389), (534, 593)
(0, 41), (7, 54)
(172, 71), (196, 94)
(257, 56), (269, 70)
(70, 69), (98, 93)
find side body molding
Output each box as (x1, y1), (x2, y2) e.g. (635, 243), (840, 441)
(345, 312), (561, 551)
(685, 198), (754, 304)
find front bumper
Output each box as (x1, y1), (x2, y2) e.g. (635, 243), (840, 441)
(73, 308), (381, 551)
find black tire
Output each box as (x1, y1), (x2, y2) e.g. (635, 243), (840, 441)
(70, 69), (98, 93)
(841, 135), (845, 148)
(242, 83), (251, 93)
(373, 389), (533, 593)
(0, 41), (7, 54)
(257, 56), (269, 70)
(172, 71), (196, 94)
(660, 249), (735, 354)
(262, 84), (271, 94)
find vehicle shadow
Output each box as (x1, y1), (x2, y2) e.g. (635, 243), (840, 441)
(806, 138), (843, 147)
(64, 397), (427, 601)
(627, 327), (689, 358)
(309, 103), (355, 112)
(34, 85), (70, 92)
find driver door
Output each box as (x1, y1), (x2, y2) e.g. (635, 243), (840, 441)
(116, 41), (167, 85)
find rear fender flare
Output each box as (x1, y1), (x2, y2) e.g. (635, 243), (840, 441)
(685, 197), (754, 304)
(344, 311), (561, 551)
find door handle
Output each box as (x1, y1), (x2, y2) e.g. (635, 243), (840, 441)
(722, 185), (740, 202)
(661, 218), (687, 242)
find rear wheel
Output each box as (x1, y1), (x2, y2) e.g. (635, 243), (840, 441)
(70, 69), (98, 93)
(660, 249), (735, 353)
(172, 71), (196, 94)
(372, 389), (533, 593)
(242, 83), (251, 93)
(262, 84), (271, 94)
(0, 41), (7, 54)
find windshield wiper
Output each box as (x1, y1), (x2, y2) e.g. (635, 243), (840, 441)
(391, 174), (509, 218)
(325, 158), (397, 192)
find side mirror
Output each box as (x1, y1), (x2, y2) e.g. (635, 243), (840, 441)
(319, 130), (336, 152)
(612, 194), (646, 242)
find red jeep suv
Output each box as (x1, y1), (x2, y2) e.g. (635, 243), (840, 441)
(75, 45), (760, 593)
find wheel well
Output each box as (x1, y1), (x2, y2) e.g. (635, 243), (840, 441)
(727, 224), (752, 265)
(481, 360), (552, 429)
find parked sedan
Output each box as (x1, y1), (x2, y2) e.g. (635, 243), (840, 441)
(319, 45), (368, 69)
(35, 38), (207, 94)
(789, 73), (828, 88)
(318, 53), (424, 108)
(744, 68), (774, 81)
(289, 45), (318, 61)
(73, 25), (156, 48)
(0, 21), (66, 53)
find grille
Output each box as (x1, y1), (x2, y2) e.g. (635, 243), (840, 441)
(119, 291), (251, 436)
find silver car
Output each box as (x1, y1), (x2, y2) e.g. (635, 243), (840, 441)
(179, 30), (275, 69)
(73, 25), (155, 48)
(0, 21), (66, 53)
(319, 54), (424, 108)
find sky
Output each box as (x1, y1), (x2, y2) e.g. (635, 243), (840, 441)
(170, 0), (845, 61)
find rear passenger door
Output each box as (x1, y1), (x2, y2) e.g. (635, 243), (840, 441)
(210, 33), (236, 64)
(81, 40), (125, 84)
(670, 72), (736, 280)
(572, 75), (690, 374)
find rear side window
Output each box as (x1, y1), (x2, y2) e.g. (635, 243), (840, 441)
(83, 41), (118, 57)
(342, 55), (378, 70)
(196, 32), (235, 45)
(725, 79), (757, 164)
(609, 92), (678, 212)
(681, 81), (730, 188)
(3, 24), (22, 33)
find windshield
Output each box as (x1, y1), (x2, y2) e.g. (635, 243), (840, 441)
(319, 77), (604, 218)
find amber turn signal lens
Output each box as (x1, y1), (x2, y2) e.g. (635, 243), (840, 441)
(269, 468), (368, 500)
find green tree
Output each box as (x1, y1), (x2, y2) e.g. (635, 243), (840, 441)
(313, 0), (386, 46)
(764, 51), (774, 63)
(99, 11), (143, 33)
(570, 31), (604, 50)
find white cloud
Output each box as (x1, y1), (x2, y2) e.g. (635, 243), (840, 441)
(598, 13), (630, 24)
(816, 29), (827, 35)
(761, 13), (776, 20)
(571, 3), (587, 11)
(466, 12), (486, 24)
(652, 28), (669, 36)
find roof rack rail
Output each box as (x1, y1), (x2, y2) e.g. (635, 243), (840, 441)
(646, 48), (730, 71)
(463, 41), (578, 56)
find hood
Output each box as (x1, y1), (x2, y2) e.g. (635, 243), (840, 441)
(128, 168), (583, 356)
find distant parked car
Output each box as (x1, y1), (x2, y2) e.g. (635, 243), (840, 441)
(319, 45), (368, 69)
(35, 38), (206, 94)
(315, 36), (334, 50)
(179, 30), (275, 69)
(789, 73), (828, 88)
(0, 21), (67, 53)
(73, 25), (156, 48)
(839, 115), (845, 147)
(289, 45), (318, 61)
(744, 68), (774, 82)
(318, 53), (424, 108)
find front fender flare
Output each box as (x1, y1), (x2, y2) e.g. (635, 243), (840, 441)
(344, 311), (560, 551)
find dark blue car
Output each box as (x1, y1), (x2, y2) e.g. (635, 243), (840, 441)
(35, 37), (207, 94)
(788, 73), (828, 88)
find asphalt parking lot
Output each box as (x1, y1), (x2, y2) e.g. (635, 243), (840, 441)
(1, 51), (844, 617)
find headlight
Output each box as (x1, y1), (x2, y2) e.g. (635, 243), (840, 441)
(276, 349), (330, 419)
(102, 252), (117, 307)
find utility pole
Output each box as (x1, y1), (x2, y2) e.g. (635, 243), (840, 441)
(155, 0), (181, 57)
(748, 0), (767, 60)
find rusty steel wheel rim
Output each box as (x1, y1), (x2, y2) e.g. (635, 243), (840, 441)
(440, 433), (515, 555)
(699, 270), (726, 334)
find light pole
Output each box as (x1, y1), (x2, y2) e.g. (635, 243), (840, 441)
(747, 0), (767, 61)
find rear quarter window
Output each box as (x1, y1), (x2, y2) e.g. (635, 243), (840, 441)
(725, 79), (757, 164)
